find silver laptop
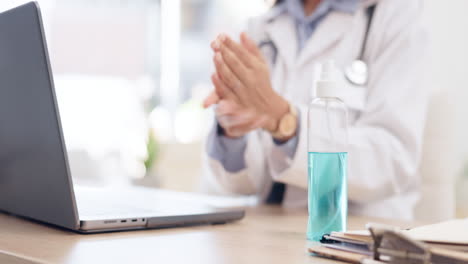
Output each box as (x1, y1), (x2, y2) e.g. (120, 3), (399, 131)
(0, 2), (244, 233)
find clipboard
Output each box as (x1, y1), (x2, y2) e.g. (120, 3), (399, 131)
(309, 223), (468, 264)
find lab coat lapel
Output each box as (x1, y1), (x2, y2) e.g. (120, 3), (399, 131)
(264, 15), (297, 71)
(297, 12), (355, 67)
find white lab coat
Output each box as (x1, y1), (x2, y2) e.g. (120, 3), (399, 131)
(203, 0), (428, 220)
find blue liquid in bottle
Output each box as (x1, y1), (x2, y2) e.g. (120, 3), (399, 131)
(307, 152), (347, 241)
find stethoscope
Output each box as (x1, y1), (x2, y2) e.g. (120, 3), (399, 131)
(259, 4), (376, 87)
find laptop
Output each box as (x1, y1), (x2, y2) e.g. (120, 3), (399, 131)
(0, 2), (244, 233)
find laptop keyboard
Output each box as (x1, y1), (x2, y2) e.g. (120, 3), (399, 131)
(74, 187), (212, 220)
(78, 202), (159, 218)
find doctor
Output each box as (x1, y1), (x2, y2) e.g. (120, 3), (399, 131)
(202, 0), (428, 220)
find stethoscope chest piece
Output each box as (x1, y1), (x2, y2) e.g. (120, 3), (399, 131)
(345, 59), (368, 86)
(344, 3), (376, 87)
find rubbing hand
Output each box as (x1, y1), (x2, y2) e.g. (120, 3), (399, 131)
(203, 33), (289, 138)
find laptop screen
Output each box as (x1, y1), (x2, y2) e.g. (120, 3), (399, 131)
(0, 2), (78, 230)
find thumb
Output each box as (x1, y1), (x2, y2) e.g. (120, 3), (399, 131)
(240, 32), (263, 61)
(203, 91), (220, 108)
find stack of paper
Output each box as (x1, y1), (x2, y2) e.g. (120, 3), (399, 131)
(404, 219), (468, 252)
(309, 219), (468, 263)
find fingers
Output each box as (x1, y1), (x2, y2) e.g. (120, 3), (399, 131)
(215, 99), (242, 116)
(219, 34), (254, 68)
(212, 34), (256, 67)
(217, 114), (260, 138)
(211, 39), (221, 52)
(213, 52), (236, 87)
(217, 47), (250, 87)
(216, 112), (254, 137)
(211, 73), (225, 98)
(224, 124), (252, 138)
(202, 90), (219, 108)
(215, 100), (264, 136)
(211, 33), (254, 103)
(217, 114), (250, 129)
(204, 72), (238, 109)
(216, 100), (249, 127)
(213, 52), (247, 98)
(240, 32), (264, 61)
(211, 72), (238, 102)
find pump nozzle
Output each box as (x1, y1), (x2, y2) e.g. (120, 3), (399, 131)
(316, 60), (341, 98)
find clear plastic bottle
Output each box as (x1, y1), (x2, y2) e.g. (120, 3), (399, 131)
(307, 61), (348, 241)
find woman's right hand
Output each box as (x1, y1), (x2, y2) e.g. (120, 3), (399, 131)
(204, 33), (290, 139)
(207, 73), (269, 138)
(203, 33), (269, 138)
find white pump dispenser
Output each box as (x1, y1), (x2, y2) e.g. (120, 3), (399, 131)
(316, 61), (341, 98)
(307, 60), (349, 241)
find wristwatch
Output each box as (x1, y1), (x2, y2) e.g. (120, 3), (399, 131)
(271, 103), (298, 141)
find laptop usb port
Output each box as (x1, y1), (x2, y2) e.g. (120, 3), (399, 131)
(131, 219), (137, 222)
(121, 220), (127, 223)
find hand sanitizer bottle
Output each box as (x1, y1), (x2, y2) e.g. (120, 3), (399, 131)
(307, 61), (348, 241)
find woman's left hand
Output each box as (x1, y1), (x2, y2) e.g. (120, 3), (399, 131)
(206, 33), (289, 134)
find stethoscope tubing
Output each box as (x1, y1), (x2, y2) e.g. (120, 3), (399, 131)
(258, 4), (377, 87)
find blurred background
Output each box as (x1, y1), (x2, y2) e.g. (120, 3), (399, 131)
(0, 0), (467, 221)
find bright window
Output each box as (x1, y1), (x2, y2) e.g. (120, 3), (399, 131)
(0, 0), (267, 188)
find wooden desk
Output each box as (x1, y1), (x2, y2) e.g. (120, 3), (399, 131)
(0, 206), (416, 264)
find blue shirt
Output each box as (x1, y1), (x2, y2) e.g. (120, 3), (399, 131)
(207, 0), (359, 173)
(284, 0), (359, 52)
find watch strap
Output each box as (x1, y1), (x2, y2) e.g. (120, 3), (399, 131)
(271, 102), (297, 140)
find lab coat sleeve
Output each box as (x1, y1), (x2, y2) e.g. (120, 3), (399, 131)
(206, 121), (248, 173)
(201, 118), (271, 196)
(201, 18), (276, 197)
(267, 0), (429, 203)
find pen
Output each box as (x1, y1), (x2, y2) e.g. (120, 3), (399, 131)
(309, 246), (386, 264)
